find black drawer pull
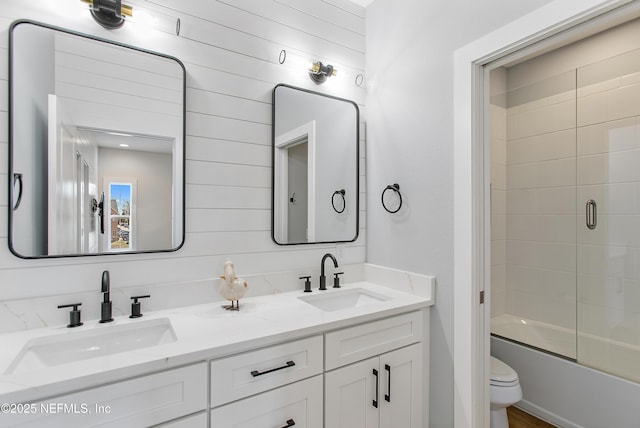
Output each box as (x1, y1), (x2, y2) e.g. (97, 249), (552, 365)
(281, 419), (295, 428)
(385, 364), (391, 402)
(250, 360), (295, 377)
(373, 368), (379, 408)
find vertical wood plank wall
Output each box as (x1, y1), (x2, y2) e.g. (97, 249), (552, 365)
(0, 0), (366, 303)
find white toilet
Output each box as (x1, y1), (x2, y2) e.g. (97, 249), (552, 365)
(490, 356), (522, 428)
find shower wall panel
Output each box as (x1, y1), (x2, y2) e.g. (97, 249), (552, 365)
(504, 71), (577, 338)
(490, 68), (508, 318)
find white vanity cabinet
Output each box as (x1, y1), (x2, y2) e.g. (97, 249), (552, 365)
(324, 311), (424, 428)
(1, 363), (208, 428)
(0, 308), (428, 428)
(325, 344), (422, 428)
(209, 335), (324, 427)
(209, 335), (323, 407)
(154, 411), (208, 427)
(211, 375), (323, 428)
(207, 311), (425, 428)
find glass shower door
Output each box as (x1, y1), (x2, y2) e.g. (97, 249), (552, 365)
(490, 69), (578, 360)
(576, 47), (640, 383)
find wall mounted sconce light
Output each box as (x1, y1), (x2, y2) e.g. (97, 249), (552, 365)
(81, 0), (132, 29)
(309, 61), (337, 84)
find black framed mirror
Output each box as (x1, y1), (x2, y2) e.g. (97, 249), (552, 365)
(272, 84), (359, 245)
(8, 20), (186, 258)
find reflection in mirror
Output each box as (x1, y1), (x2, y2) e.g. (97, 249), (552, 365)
(9, 21), (185, 258)
(272, 84), (359, 245)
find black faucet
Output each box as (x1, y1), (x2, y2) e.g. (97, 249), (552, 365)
(319, 253), (338, 290)
(100, 270), (113, 323)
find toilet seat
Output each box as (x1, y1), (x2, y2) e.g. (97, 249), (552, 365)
(490, 356), (519, 387)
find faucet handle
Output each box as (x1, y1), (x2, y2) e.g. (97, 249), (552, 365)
(299, 276), (312, 293)
(333, 272), (344, 288)
(58, 303), (83, 328)
(130, 295), (151, 318)
(101, 270), (110, 293)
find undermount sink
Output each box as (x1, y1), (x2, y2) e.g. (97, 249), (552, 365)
(5, 318), (176, 375)
(298, 287), (390, 312)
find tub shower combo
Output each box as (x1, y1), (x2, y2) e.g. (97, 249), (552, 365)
(490, 26), (640, 419)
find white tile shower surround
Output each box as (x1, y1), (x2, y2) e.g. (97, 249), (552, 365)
(491, 70), (508, 318)
(493, 35), (640, 364)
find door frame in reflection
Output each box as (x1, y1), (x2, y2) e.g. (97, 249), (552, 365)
(273, 120), (316, 243)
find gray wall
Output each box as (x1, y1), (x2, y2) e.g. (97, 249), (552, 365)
(365, 0), (555, 425)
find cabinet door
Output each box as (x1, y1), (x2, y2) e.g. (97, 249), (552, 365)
(325, 357), (380, 428)
(211, 375), (323, 428)
(379, 343), (423, 428)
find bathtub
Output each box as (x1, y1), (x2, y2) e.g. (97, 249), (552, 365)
(491, 314), (640, 428)
(491, 314), (576, 359)
(491, 313), (640, 382)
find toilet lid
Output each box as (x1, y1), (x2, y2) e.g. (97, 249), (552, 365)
(490, 356), (519, 386)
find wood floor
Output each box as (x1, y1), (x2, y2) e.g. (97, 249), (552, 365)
(507, 406), (556, 428)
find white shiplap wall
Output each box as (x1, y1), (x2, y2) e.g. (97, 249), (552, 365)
(0, 0), (365, 318)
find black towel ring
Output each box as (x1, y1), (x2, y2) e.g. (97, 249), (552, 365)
(332, 189), (346, 213)
(381, 184), (402, 213)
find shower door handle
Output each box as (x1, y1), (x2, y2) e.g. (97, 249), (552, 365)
(586, 199), (597, 230)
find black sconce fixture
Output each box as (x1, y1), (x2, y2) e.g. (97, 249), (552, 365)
(81, 0), (133, 29)
(309, 61), (337, 84)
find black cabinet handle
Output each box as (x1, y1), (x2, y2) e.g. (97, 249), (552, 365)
(372, 368), (379, 408)
(385, 364), (391, 402)
(281, 419), (295, 428)
(12, 173), (23, 211)
(250, 360), (295, 377)
(98, 192), (105, 234)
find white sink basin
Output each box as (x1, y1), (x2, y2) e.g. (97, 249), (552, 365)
(5, 318), (176, 375)
(298, 287), (390, 312)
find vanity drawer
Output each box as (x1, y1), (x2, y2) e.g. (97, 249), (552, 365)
(154, 411), (208, 427)
(210, 335), (323, 407)
(325, 311), (423, 370)
(211, 375), (323, 428)
(1, 363), (207, 428)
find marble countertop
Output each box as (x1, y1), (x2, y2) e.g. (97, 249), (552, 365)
(0, 281), (433, 403)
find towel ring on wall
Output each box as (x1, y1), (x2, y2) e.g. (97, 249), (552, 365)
(332, 189), (346, 213)
(381, 183), (402, 213)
